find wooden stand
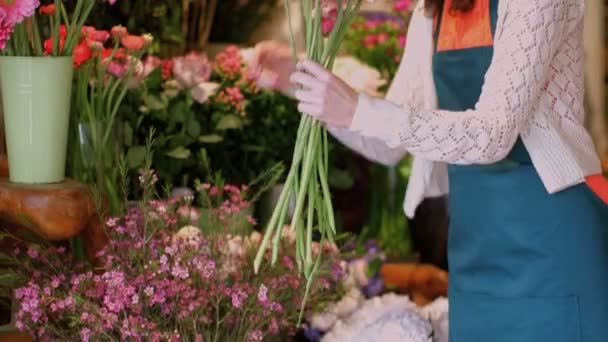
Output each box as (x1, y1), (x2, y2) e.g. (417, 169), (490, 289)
(0, 178), (106, 262)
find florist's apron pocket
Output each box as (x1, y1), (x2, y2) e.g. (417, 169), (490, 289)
(450, 290), (582, 342)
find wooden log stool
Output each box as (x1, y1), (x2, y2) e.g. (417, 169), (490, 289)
(0, 178), (107, 262)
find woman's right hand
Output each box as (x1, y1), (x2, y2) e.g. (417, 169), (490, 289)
(250, 40), (297, 96)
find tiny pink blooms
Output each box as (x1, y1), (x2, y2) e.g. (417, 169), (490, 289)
(377, 32), (388, 44)
(363, 34), (378, 48)
(249, 330), (263, 341)
(0, 8), (12, 49)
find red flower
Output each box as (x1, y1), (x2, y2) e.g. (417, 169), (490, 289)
(101, 48), (127, 61)
(43, 37), (65, 55)
(59, 25), (67, 38)
(161, 59), (173, 80)
(120, 35), (145, 50)
(73, 41), (92, 68)
(39, 4), (55, 15)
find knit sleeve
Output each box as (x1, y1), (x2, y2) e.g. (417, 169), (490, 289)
(349, 0), (582, 164)
(326, 2), (428, 166)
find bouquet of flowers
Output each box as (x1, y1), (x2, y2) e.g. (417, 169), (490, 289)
(67, 24), (152, 214)
(0, 0), (96, 56)
(9, 174), (344, 341)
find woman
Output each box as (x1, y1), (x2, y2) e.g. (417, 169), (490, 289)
(252, 0), (608, 341)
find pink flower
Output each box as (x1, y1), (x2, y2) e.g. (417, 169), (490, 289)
(321, 17), (335, 36)
(172, 52), (212, 88)
(398, 35), (406, 47)
(0, 9), (12, 49)
(362, 34), (378, 48)
(377, 32), (388, 43)
(249, 330), (263, 341)
(0, 0), (39, 24)
(90, 30), (110, 42)
(393, 0), (412, 13)
(110, 25), (127, 40)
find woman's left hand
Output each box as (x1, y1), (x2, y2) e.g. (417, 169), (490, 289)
(290, 59), (359, 128)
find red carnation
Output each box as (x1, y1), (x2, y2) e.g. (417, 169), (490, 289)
(73, 41), (92, 68)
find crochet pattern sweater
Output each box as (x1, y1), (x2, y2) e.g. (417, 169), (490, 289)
(330, 0), (601, 217)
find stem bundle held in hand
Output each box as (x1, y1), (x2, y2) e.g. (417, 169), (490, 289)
(253, 0), (369, 323)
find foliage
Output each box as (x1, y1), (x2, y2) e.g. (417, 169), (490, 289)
(9, 170), (344, 341)
(120, 46), (300, 189)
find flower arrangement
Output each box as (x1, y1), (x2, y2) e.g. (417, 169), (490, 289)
(67, 24), (152, 214)
(0, 0), (97, 56)
(120, 45), (300, 187)
(342, 0), (413, 84)
(8, 173), (344, 341)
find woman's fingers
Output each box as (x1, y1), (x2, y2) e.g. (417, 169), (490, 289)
(296, 59), (330, 81)
(293, 89), (323, 105)
(289, 71), (321, 90)
(297, 103), (322, 117)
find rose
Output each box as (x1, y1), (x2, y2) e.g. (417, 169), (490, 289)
(172, 52), (212, 88)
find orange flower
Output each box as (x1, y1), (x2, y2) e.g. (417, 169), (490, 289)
(39, 4), (55, 15)
(43, 37), (65, 55)
(120, 35), (145, 50)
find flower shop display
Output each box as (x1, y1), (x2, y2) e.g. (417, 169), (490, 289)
(343, 0), (412, 85)
(9, 174), (344, 341)
(67, 23), (152, 214)
(254, 0), (375, 322)
(0, 0), (95, 183)
(119, 46), (300, 190)
(304, 242), (449, 342)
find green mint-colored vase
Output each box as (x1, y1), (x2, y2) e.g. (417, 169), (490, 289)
(0, 56), (74, 184)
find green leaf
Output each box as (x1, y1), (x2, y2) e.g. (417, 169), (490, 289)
(143, 94), (167, 110)
(186, 120), (201, 138)
(126, 146), (146, 168)
(199, 134), (223, 143)
(123, 122), (133, 146)
(166, 146), (191, 159)
(216, 114), (243, 130)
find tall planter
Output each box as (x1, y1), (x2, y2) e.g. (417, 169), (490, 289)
(0, 57), (73, 184)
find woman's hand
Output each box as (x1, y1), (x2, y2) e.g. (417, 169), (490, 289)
(290, 59), (359, 128)
(250, 40), (297, 96)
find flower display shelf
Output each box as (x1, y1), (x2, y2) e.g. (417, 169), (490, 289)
(0, 175), (106, 263)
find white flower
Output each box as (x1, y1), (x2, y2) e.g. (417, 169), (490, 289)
(173, 225), (202, 245)
(191, 82), (220, 104)
(332, 56), (387, 97)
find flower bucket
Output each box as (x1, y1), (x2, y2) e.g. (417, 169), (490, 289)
(0, 56), (73, 184)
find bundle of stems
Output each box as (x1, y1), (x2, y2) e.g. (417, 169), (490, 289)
(253, 0), (366, 323)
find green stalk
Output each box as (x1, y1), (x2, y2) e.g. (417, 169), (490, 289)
(304, 174), (316, 276)
(52, 0), (61, 55)
(31, 16), (44, 56)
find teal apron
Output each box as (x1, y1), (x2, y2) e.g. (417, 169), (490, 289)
(433, 1), (608, 341)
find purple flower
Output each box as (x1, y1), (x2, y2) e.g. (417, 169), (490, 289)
(362, 275), (384, 298)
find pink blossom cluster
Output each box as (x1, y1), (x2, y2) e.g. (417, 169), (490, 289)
(214, 45), (244, 79)
(0, 0), (39, 48)
(12, 179), (345, 341)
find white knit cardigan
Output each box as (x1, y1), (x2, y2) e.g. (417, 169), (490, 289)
(329, 0), (601, 218)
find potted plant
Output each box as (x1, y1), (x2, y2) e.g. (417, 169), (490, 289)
(0, 0), (95, 184)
